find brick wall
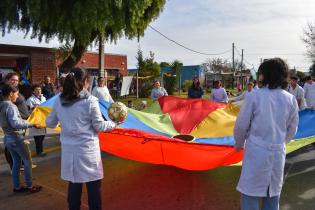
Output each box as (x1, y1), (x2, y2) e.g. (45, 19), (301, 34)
(0, 58), (16, 67)
(30, 52), (56, 84)
(0, 44), (57, 84)
(77, 52), (128, 76)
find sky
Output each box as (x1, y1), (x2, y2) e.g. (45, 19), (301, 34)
(1, 0), (315, 71)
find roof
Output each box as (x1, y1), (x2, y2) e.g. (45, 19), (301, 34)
(0, 44), (126, 57)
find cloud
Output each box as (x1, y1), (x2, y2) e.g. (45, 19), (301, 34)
(1, 0), (315, 71)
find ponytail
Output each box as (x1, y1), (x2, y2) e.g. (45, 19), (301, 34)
(61, 68), (89, 101)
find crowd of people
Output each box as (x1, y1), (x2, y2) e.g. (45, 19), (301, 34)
(0, 57), (314, 209)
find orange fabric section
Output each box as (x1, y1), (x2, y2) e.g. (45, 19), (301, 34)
(99, 129), (243, 170)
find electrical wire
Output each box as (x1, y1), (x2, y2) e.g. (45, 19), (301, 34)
(148, 25), (231, 56)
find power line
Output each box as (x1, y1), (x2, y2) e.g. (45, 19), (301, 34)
(148, 25), (231, 56)
(234, 46), (257, 68)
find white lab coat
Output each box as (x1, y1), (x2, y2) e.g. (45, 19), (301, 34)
(210, 88), (228, 103)
(26, 94), (46, 136)
(234, 87), (298, 197)
(92, 86), (114, 103)
(46, 94), (116, 183)
(287, 84), (306, 111)
(303, 82), (315, 109)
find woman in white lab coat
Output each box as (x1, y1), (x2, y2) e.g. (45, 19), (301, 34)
(234, 58), (299, 210)
(46, 68), (116, 210)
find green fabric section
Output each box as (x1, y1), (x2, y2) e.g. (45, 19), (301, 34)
(128, 108), (178, 136)
(142, 101), (162, 114)
(286, 136), (315, 154)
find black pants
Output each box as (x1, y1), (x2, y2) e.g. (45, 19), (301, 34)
(68, 179), (102, 210)
(34, 135), (45, 154)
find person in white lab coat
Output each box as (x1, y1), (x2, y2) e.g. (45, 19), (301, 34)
(303, 76), (315, 109)
(46, 68), (116, 210)
(230, 82), (254, 102)
(287, 76), (306, 111)
(92, 77), (114, 103)
(210, 80), (228, 103)
(234, 58), (299, 210)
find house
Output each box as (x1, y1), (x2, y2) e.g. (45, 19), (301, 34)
(0, 44), (127, 84)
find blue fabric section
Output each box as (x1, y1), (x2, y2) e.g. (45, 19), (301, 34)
(98, 100), (170, 136)
(194, 136), (235, 146)
(40, 94), (60, 107)
(295, 109), (315, 139)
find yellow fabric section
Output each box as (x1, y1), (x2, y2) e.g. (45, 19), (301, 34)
(286, 136), (315, 153)
(190, 103), (239, 138)
(27, 106), (61, 131)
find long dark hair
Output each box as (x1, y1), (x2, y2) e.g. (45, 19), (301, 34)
(1, 84), (19, 98)
(191, 78), (200, 89)
(61, 68), (89, 101)
(258, 58), (288, 89)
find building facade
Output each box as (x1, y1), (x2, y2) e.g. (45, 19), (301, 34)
(0, 44), (127, 85)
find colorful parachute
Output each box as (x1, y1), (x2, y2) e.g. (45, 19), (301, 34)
(28, 95), (315, 170)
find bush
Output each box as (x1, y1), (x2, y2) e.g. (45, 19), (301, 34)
(184, 80), (193, 92)
(139, 78), (154, 98)
(164, 76), (176, 95)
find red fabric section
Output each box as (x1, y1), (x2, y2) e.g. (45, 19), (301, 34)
(99, 129), (243, 170)
(158, 96), (226, 134)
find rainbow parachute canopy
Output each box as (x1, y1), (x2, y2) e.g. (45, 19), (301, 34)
(28, 95), (315, 170)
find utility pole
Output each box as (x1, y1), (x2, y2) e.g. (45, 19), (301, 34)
(232, 43), (235, 72)
(232, 43), (235, 89)
(241, 49), (244, 88)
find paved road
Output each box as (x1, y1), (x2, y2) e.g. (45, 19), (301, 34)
(0, 140), (314, 210)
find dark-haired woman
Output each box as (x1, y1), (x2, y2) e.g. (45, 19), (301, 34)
(188, 77), (203, 98)
(234, 58), (299, 210)
(46, 68), (116, 210)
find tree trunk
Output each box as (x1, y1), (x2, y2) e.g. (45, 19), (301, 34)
(59, 31), (98, 72)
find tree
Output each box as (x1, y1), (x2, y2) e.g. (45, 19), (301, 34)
(296, 71), (306, 80)
(310, 63), (315, 77)
(0, 0), (166, 71)
(303, 23), (315, 62)
(135, 49), (161, 97)
(160, 62), (171, 68)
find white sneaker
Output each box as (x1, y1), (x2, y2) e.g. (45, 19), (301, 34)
(20, 164), (37, 171)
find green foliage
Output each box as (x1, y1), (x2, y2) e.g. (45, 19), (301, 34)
(138, 78), (154, 98)
(162, 60), (182, 94)
(136, 48), (161, 97)
(136, 49), (160, 77)
(0, 0), (166, 69)
(184, 80), (193, 91)
(164, 75), (176, 95)
(296, 71), (306, 80)
(310, 63), (315, 77)
(160, 62), (170, 68)
(170, 60), (182, 89)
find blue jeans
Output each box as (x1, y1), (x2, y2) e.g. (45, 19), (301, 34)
(4, 135), (32, 188)
(241, 193), (279, 210)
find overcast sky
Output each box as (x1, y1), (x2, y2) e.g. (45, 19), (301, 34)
(1, 0), (315, 71)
